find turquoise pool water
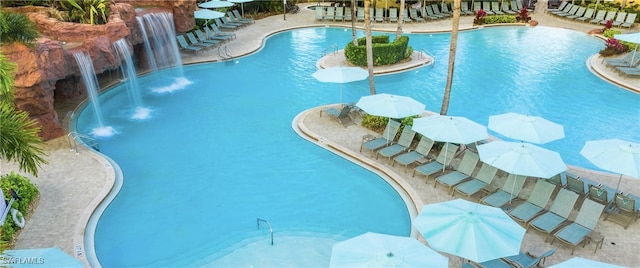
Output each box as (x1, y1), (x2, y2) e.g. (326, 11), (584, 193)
(76, 26), (639, 267)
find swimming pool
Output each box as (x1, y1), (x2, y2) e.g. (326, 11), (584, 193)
(76, 26), (639, 267)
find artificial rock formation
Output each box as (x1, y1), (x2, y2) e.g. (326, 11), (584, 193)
(1, 0), (195, 140)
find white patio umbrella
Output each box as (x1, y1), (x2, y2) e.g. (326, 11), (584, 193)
(488, 112), (565, 144)
(414, 199), (526, 263)
(312, 67), (368, 105)
(199, 0), (234, 9)
(412, 115), (488, 171)
(549, 257), (627, 268)
(477, 141), (567, 203)
(614, 32), (640, 67)
(355, 93), (425, 119)
(580, 139), (640, 195)
(329, 232), (448, 267)
(229, 0), (254, 16)
(194, 9), (226, 20)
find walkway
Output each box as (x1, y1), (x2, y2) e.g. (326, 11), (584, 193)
(1, 2), (638, 267)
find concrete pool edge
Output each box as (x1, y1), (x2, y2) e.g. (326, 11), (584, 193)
(293, 106), (425, 239)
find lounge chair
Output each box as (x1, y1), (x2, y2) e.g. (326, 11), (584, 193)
(412, 143), (460, 179)
(392, 136), (435, 172)
(194, 30), (221, 46)
(214, 17), (237, 30)
(611, 12), (627, 27)
(409, 8), (425, 22)
(565, 173), (590, 197)
(461, 1), (474, 15)
(574, 8), (594, 22)
(480, 173), (527, 208)
(508, 180), (556, 223)
(376, 126), (417, 162)
(185, 32), (215, 49)
(607, 52), (640, 68)
(527, 188), (579, 241)
(434, 151), (480, 192)
(588, 10), (607, 24)
(604, 193), (640, 229)
(556, 5), (579, 18)
(344, 7), (353, 21)
(598, 10), (617, 25)
(491, 2), (505, 15)
(370, 7), (376, 22)
(220, 16), (244, 28)
(482, 2), (495, 15)
(451, 163), (499, 198)
(550, 3), (572, 15)
(551, 198), (605, 254)
(478, 248), (556, 268)
(565, 7), (586, 20)
(472, 2), (483, 14)
(232, 10), (254, 24)
(320, 104), (353, 127)
(431, 4), (451, 18)
(440, 3), (454, 15)
(422, 6), (441, 20)
(388, 8), (398, 22)
(502, 0), (517, 14)
(402, 8), (413, 23)
(547, 172), (566, 188)
(206, 24), (235, 39)
(375, 8), (385, 23)
(325, 6), (336, 21)
(315, 6), (324, 20)
(335, 6), (344, 21)
(360, 119), (402, 154)
(587, 184), (615, 205)
(226, 12), (252, 25)
(356, 7), (365, 22)
(621, 13), (637, 28)
(546, 1), (568, 13)
(175, 35), (203, 53)
(617, 65), (640, 78)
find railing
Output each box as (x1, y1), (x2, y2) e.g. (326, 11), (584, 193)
(218, 45), (234, 61)
(67, 132), (100, 154)
(322, 44), (339, 56)
(419, 48), (436, 66)
(256, 218), (274, 245)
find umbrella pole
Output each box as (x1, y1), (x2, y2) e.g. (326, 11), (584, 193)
(442, 143), (448, 172)
(509, 175), (518, 205)
(340, 84), (343, 107)
(614, 173), (623, 195)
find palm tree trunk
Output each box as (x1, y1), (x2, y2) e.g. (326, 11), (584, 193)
(396, 0), (405, 38)
(352, 0), (357, 45)
(440, 0), (460, 115)
(365, 0), (376, 95)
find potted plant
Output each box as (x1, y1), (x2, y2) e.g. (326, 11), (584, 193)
(474, 9), (487, 25)
(516, 7), (531, 22)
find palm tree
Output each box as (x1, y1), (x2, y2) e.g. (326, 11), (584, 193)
(364, 0), (376, 95)
(396, 0), (406, 39)
(351, 0), (357, 45)
(440, 0), (461, 115)
(0, 12), (48, 177)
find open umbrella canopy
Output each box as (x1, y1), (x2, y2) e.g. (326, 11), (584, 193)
(549, 257), (628, 268)
(488, 112), (565, 144)
(477, 141), (567, 178)
(414, 199), (525, 263)
(614, 32), (640, 68)
(194, 9), (226, 20)
(329, 232), (448, 268)
(199, 0), (234, 8)
(2, 247), (84, 268)
(312, 67), (368, 104)
(355, 93), (425, 119)
(229, 0), (254, 16)
(412, 115), (488, 145)
(580, 139), (640, 193)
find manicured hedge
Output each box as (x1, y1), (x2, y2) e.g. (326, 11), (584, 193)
(344, 35), (413, 66)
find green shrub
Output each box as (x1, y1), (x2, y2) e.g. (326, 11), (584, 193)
(344, 35), (412, 66)
(0, 172), (39, 243)
(603, 28), (623, 38)
(361, 114), (389, 132)
(484, 15), (517, 24)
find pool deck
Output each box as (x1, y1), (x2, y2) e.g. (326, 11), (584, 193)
(1, 1), (639, 267)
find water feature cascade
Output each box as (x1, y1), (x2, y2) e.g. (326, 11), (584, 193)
(73, 52), (116, 138)
(112, 39), (151, 120)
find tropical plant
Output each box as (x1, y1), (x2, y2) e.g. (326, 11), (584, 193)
(0, 172), (39, 243)
(0, 10), (40, 47)
(0, 53), (48, 177)
(364, 0), (376, 95)
(473, 9), (487, 24)
(599, 38), (628, 56)
(59, 0), (109, 25)
(516, 7), (530, 22)
(442, 0), (461, 115)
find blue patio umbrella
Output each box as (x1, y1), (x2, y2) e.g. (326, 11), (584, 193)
(229, 0), (254, 16)
(312, 67), (368, 105)
(329, 232), (448, 267)
(194, 9), (226, 20)
(1, 247), (84, 268)
(414, 199), (526, 263)
(580, 139), (640, 195)
(614, 32), (640, 67)
(199, 0), (234, 9)
(488, 112), (565, 144)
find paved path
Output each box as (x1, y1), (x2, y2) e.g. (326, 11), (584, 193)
(1, 2), (638, 267)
